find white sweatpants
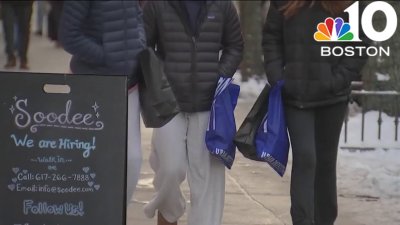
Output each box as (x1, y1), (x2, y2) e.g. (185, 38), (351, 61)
(144, 112), (225, 225)
(126, 87), (142, 204)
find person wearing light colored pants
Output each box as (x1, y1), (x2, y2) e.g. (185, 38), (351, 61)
(144, 112), (225, 225)
(142, 1), (243, 224)
(59, 0), (146, 209)
(126, 86), (142, 204)
(35, 0), (46, 35)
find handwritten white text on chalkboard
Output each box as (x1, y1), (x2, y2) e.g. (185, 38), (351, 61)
(12, 98), (104, 133)
(10, 134), (96, 158)
(23, 200), (85, 216)
(15, 173), (95, 182)
(31, 156), (72, 164)
(10, 184), (97, 193)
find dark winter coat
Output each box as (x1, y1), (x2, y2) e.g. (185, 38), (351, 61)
(143, 0), (243, 112)
(59, 0), (146, 87)
(263, 1), (369, 108)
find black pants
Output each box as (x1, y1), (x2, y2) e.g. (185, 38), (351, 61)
(48, 1), (64, 41)
(285, 102), (347, 225)
(1, 2), (33, 61)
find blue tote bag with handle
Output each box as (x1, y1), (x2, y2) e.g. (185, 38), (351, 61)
(206, 77), (240, 169)
(255, 80), (290, 176)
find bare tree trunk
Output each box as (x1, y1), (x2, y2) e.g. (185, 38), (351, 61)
(239, 0), (264, 81)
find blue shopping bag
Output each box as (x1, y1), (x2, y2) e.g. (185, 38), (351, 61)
(255, 80), (289, 176)
(206, 77), (240, 169)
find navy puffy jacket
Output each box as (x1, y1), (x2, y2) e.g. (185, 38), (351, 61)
(59, 1), (146, 86)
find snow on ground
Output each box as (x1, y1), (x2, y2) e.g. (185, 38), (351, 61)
(337, 149), (400, 198)
(375, 72), (391, 81)
(232, 72), (268, 99)
(337, 147), (400, 225)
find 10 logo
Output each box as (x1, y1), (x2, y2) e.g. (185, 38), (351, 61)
(315, 1), (398, 42)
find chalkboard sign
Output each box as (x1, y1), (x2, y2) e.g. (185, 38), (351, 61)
(0, 72), (128, 225)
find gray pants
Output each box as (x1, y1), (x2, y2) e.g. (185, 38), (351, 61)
(127, 87), (142, 204)
(144, 112), (225, 225)
(285, 102), (347, 225)
(35, 1), (46, 33)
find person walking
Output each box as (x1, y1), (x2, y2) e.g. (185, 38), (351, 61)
(1, 0), (33, 69)
(262, 1), (369, 225)
(59, 0), (146, 208)
(142, 1), (243, 225)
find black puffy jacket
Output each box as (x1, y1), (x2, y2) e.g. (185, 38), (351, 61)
(143, 0), (243, 112)
(263, 1), (369, 108)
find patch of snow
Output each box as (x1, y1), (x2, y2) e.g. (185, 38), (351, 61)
(375, 72), (390, 81)
(337, 148), (400, 225)
(338, 149), (400, 198)
(232, 72), (268, 100)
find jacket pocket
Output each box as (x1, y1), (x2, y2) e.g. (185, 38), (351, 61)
(330, 66), (352, 95)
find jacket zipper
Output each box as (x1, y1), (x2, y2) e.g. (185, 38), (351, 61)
(194, 2), (211, 38)
(169, 1), (213, 111)
(190, 2), (212, 111)
(191, 36), (197, 112)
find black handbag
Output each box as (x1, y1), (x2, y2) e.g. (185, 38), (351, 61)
(138, 47), (179, 128)
(234, 83), (271, 161)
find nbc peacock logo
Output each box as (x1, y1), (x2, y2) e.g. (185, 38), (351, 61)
(314, 17), (354, 42)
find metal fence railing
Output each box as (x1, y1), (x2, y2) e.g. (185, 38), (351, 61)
(341, 83), (399, 150)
